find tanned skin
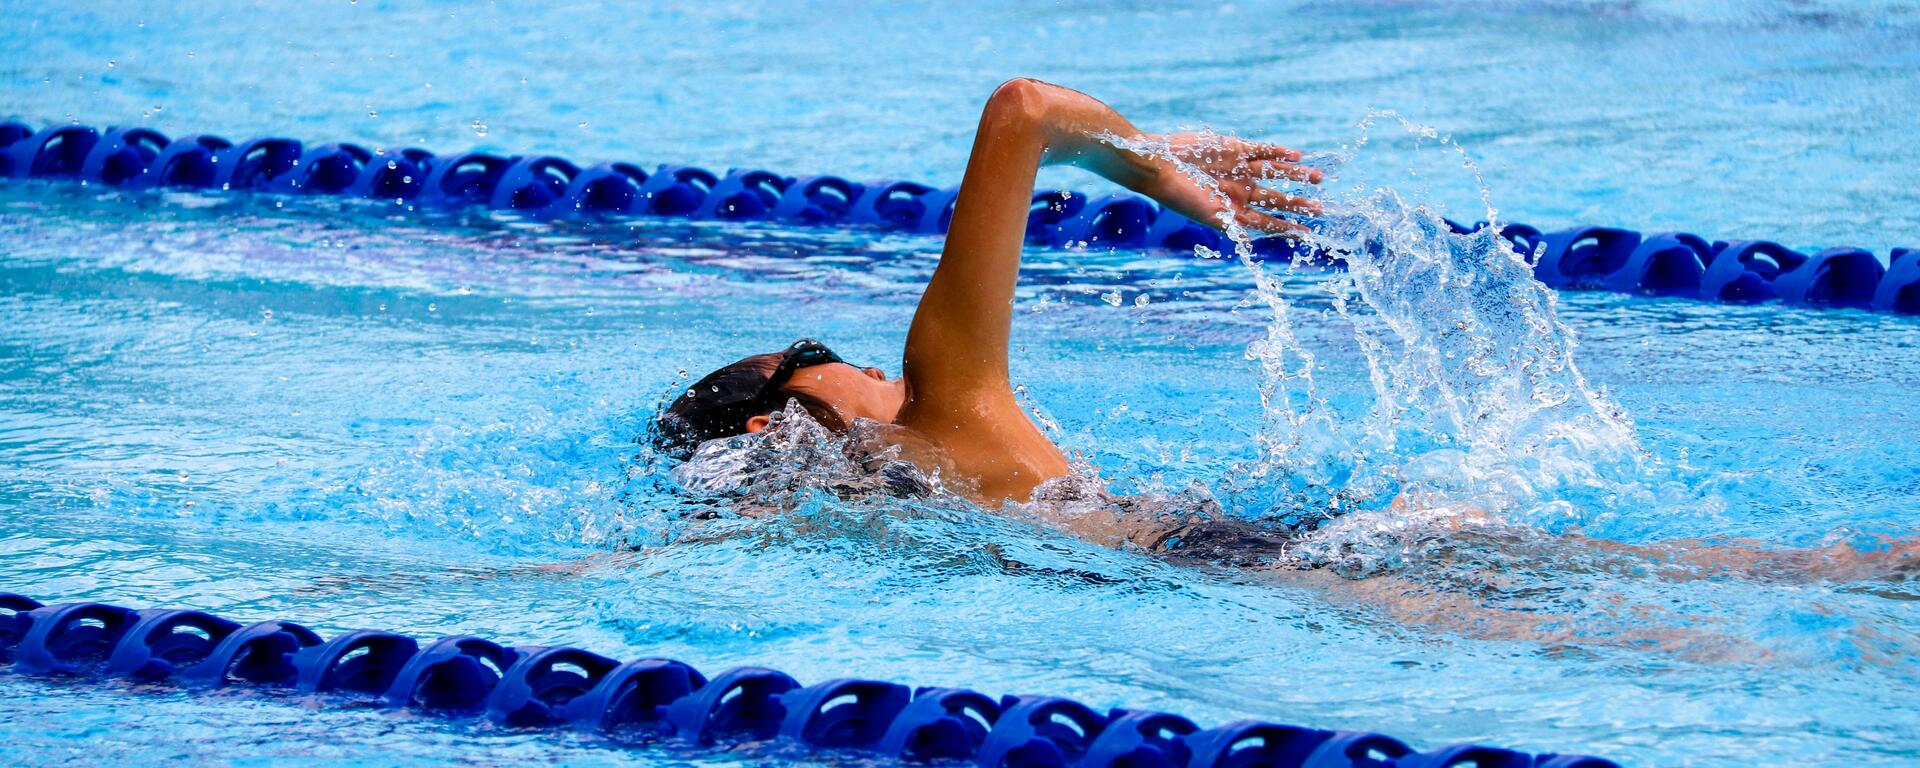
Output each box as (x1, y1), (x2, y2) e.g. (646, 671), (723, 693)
(745, 78), (1322, 505)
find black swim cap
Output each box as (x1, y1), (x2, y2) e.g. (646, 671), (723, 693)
(652, 340), (845, 459)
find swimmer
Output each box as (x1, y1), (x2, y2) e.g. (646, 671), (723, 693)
(650, 79), (1918, 589)
(655, 78), (1320, 510)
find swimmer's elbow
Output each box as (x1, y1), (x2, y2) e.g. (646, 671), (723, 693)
(983, 77), (1054, 133)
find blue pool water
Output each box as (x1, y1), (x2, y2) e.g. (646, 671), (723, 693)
(3, 2), (1919, 766)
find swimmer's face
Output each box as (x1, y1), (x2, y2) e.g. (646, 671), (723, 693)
(744, 361), (906, 434)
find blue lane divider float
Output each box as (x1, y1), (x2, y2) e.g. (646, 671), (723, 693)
(3, 121), (1915, 315)
(0, 593), (1618, 768)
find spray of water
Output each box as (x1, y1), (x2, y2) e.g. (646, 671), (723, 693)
(651, 113), (1657, 577)
(1111, 112), (1648, 572)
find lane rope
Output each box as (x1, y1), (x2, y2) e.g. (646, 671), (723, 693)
(2, 122), (1914, 314)
(0, 593), (1616, 768)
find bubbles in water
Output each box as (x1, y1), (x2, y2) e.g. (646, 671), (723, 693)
(668, 402), (940, 513)
(471, 119), (489, 137)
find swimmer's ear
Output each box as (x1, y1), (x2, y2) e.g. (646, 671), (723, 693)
(744, 414), (772, 433)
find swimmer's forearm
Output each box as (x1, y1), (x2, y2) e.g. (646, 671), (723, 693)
(1024, 81), (1162, 192)
(1024, 79), (1320, 233)
(903, 79), (1058, 392)
(903, 78), (1313, 402)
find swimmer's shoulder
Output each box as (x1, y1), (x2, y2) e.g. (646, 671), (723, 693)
(890, 391), (1071, 504)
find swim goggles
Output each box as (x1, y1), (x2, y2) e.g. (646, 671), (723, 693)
(750, 338), (846, 405)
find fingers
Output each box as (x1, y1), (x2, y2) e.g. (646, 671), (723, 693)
(1256, 143), (1303, 163)
(1178, 134), (1301, 165)
(1238, 158), (1323, 184)
(1211, 140), (1319, 183)
(1227, 138), (1301, 163)
(1156, 133), (1321, 238)
(1169, 133), (1320, 186)
(1182, 195), (1307, 237)
(1235, 208), (1310, 237)
(1231, 180), (1323, 216)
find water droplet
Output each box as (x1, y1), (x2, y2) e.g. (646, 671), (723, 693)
(470, 119), (489, 137)
(577, 121), (588, 130)
(1101, 289), (1123, 306)
(387, 160), (398, 170)
(106, 60), (116, 69)
(427, 303), (438, 312)
(367, 108), (378, 118)
(1134, 294), (1150, 307)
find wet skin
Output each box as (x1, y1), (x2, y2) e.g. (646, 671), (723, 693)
(742, 77), (1321, 506)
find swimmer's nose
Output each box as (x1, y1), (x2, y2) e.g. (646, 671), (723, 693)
(863, 367), (886, 381)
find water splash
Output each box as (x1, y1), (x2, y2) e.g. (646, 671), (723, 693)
(1112, 112), (1649, 570)
(663, 402), (942, 512)
(654, 115), (1657, 573)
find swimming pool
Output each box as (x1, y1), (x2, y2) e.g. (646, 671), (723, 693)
(3, 2), (1918, 766)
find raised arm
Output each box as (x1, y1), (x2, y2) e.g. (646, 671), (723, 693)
(900, 79), (1322, 404)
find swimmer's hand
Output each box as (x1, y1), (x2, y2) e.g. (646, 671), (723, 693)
(1035, 101), (1323, 236)
(1119, 132), (1323, 236)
